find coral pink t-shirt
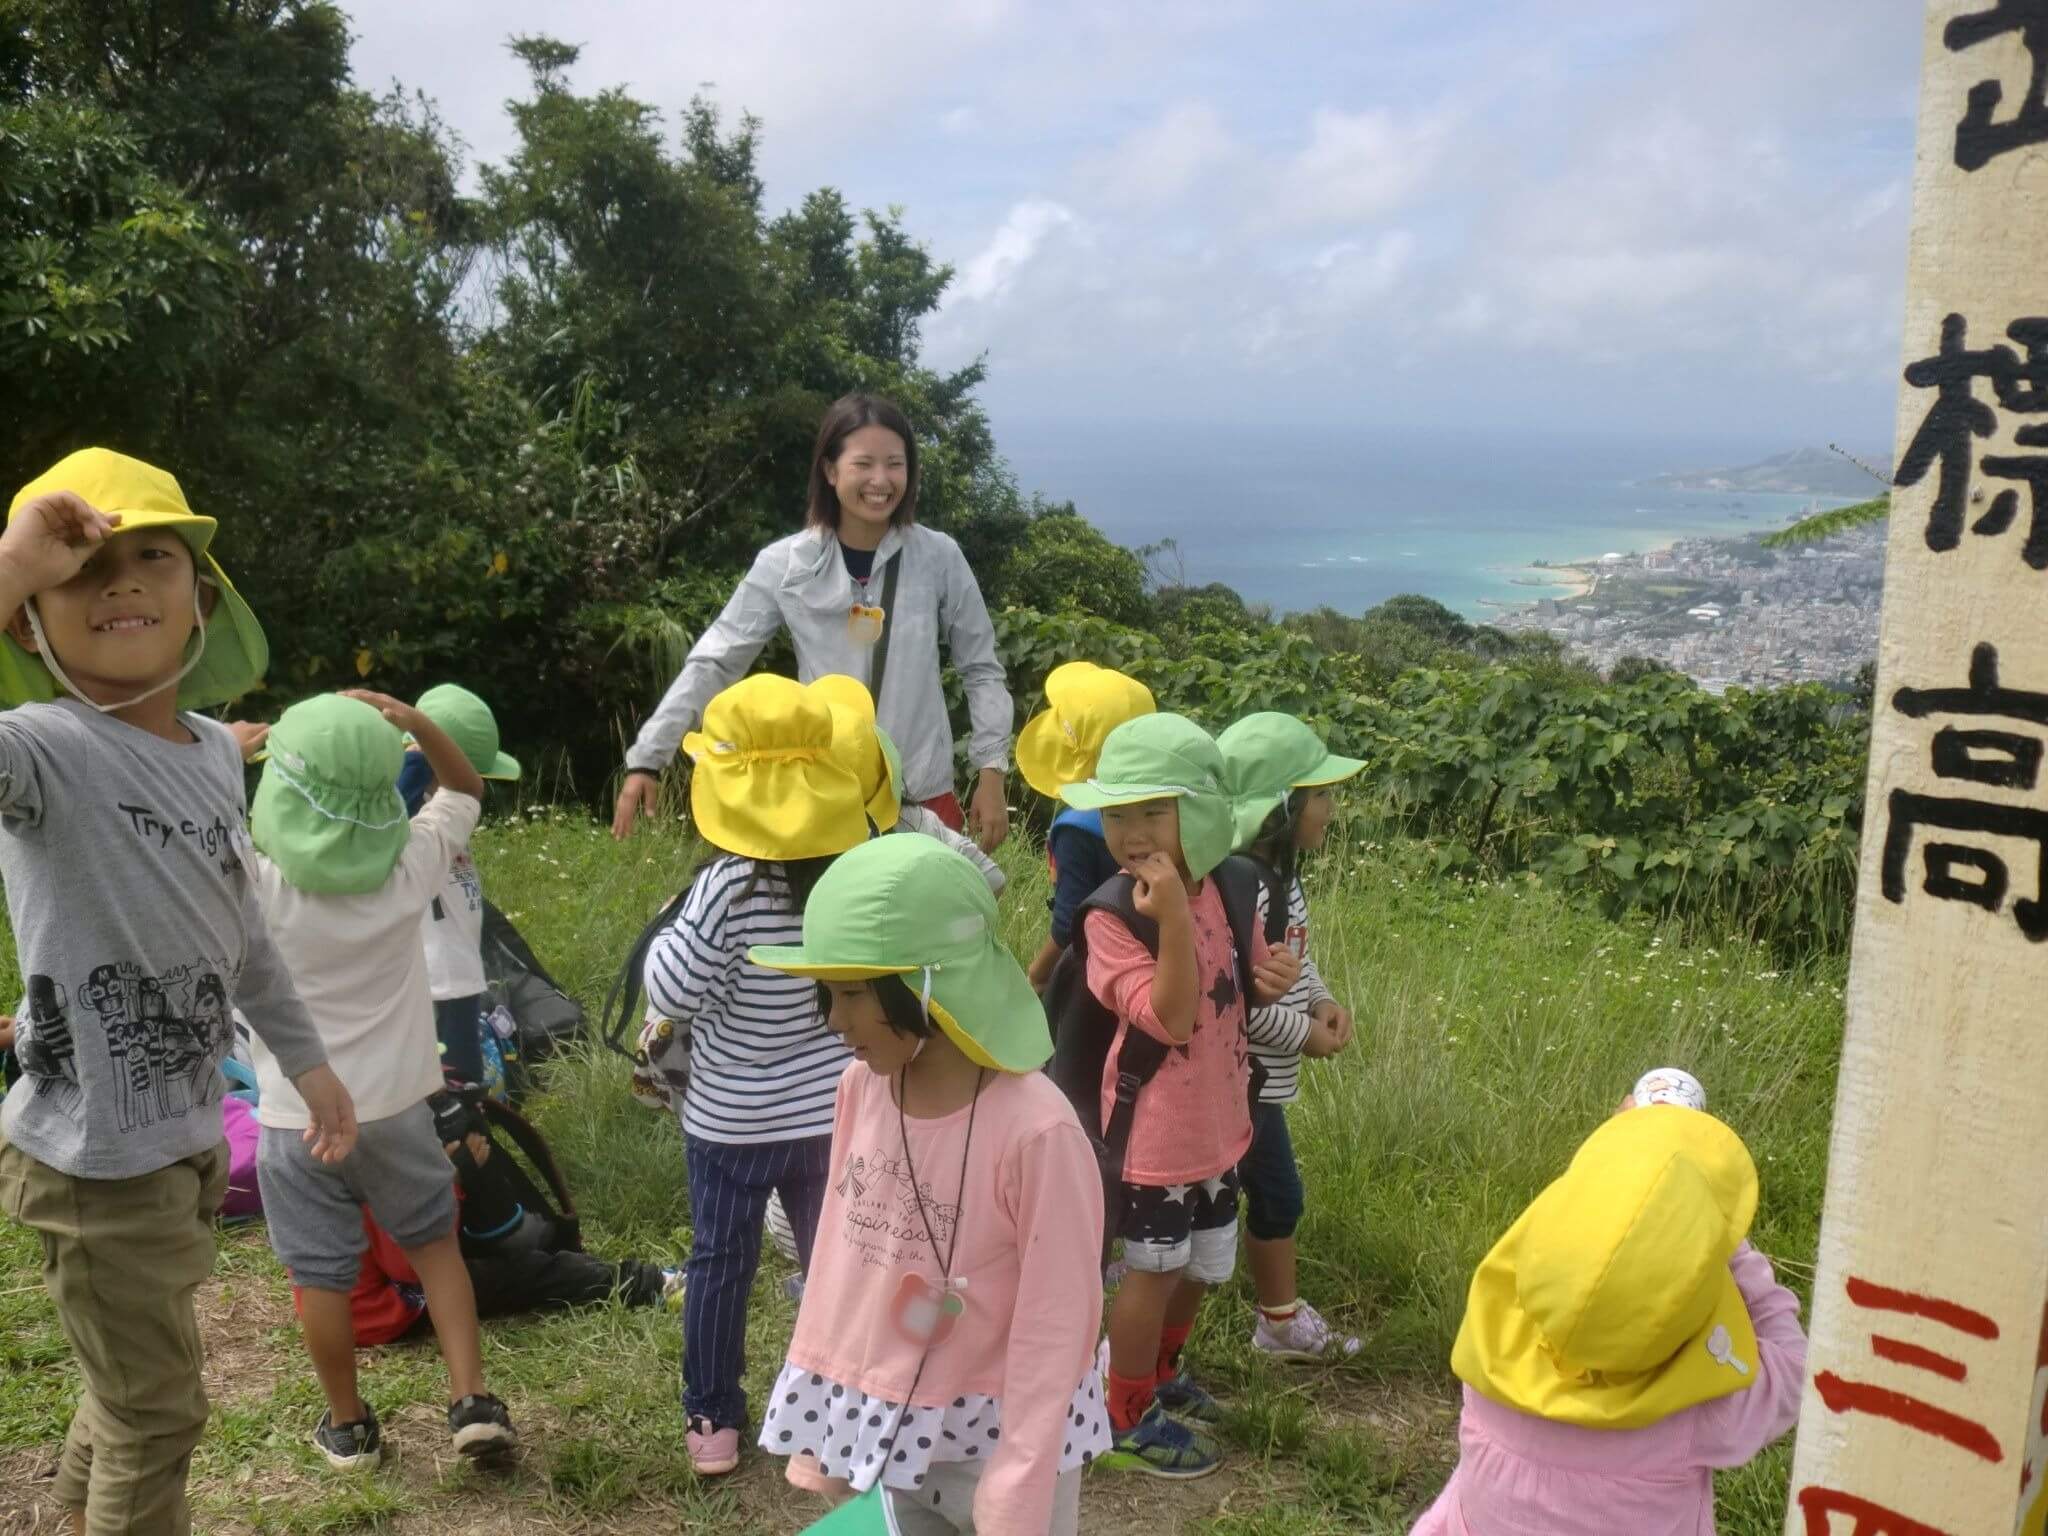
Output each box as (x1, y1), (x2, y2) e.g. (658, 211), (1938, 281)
(1084, 877), (1260, 1186)
(784, 1065), (1105, 1536)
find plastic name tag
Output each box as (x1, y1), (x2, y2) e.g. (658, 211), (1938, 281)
(848, 604), (885, 646)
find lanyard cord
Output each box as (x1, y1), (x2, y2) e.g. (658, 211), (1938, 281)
(867, 1064), (985, 1480)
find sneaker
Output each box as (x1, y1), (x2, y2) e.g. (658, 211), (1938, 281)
(661, 1267), (687, 1311)
(1099, 1402), (1221, 1479)
(313, 1404), (383, 1471)
(1154, 1371), (1223, 1425)
(687, 1415), (741, 1476)
(448, 1394), (517, 1461)
(1253, 1301), (1364, 1363)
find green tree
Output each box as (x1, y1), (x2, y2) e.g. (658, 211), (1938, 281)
(997, 506), (1150, 625)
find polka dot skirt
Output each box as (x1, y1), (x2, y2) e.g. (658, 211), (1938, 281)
(757, 1362), (1111, 1494)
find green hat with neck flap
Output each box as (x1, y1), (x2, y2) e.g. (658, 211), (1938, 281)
(1056, 712), (1236, 879)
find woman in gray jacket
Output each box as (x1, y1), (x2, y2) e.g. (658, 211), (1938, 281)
(612, 395), (1015, 851)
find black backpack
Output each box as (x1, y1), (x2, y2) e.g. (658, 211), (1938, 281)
(1042, 854), (1287, 1259)
(428, 1084), (583, 1255)
(479, 899), (585, 1064)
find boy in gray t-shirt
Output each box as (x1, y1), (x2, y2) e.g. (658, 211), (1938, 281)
(0, 449), (356, 1536)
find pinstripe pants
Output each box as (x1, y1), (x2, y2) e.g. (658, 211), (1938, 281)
(682, 1132), (832, 1428)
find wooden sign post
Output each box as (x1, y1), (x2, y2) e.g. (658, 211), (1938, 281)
(1787, 5), (2048, 1535)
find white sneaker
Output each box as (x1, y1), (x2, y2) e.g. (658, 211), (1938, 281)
(1252, 1301), (1362, 1363)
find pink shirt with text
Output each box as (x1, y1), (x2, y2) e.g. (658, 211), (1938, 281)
(784, 1065), (1104, 1536)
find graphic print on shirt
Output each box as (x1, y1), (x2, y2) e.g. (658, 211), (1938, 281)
(14, 973), (80, 1116)
(440, 852), (482, 919)
(839, 1144), (961, 1271)
(51, 960), (234, 1134)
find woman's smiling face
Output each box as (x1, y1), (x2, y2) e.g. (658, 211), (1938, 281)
(825, 425), (909, 540)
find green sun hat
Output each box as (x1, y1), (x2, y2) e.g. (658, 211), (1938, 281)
(414, 683), (522, 781)
(1057, 713), (1236, 879)
(252, 694), (411, 895)
(876, 725), (906, 811)
(1218, 712), (1367, 848)
(749, 834), (1050, 1073)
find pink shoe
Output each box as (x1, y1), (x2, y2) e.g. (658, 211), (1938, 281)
(687, 1416), (741, 1476)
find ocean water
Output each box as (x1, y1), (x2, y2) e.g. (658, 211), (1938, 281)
(995, 420), (1865, 620)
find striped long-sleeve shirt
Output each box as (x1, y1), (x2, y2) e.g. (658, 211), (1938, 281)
(642, 856), (851, 1145)
(1247, 874), (1337, 1105)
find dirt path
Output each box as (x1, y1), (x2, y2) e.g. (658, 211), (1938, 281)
(1, 1266), (1453, 1534)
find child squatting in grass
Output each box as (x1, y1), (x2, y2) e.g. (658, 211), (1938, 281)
(0, 450), (358, 1535)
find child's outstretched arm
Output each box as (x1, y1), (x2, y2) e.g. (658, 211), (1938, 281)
(344, 690), (485, 803)
(1687, 1242), (1809, 1468)
(978, 1118), (1106, 1536)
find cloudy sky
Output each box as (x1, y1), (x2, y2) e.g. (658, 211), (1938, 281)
(345, 0), (1923, 452)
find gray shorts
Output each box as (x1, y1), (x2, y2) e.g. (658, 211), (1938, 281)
(257, 1100), (457, 1292)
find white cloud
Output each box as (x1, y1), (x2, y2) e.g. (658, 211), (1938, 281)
(1079, 102), (1244, 211)
(337, 0), (1921, 436)
(1266, 107), (1449, 228)
(954, 201), (1079, 304)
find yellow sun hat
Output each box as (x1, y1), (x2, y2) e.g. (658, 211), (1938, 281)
(682, 675), (871, 862)
(1017, 661), (1157, 801)
(812, 673), (902, 830)
(750, 833), (1049, 1073)
(2, 449), (268, 710)
(1450, 1104), (1761, 1430)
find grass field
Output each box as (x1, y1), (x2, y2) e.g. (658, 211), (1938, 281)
(0, 809), (1844, 1533)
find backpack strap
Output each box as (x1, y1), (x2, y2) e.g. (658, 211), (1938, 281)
(867, 551), (904, 710)
(478, 1096), (580, 1238)
(1068, 874), (1168, 1168)
(598, 884), (693, 1056)
(1210, 856), (1274, 1107)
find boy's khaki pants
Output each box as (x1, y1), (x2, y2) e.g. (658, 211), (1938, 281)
(0, 1135), (228, 1536)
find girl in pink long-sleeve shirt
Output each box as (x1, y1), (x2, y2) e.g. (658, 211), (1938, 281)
(1413, 1080), (1808, 1536)
(750, 835), (1109, 1536)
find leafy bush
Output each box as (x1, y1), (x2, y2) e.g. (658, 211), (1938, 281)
(983, 606), (1865, 955)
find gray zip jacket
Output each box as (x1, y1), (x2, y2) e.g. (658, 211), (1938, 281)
(625, 523), (1013, 803)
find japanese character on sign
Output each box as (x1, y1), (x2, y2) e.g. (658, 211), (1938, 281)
(1882, 644), (2048, 939)
(1810, 1276), (2005, 1464)
(1795, 1486), (1956, 1536)
(1945, 0), (2048, 172)
(1898, 314), (2048, 568)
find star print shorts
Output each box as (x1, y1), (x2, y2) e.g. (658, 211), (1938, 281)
(1117, 1170), (1240, 1283)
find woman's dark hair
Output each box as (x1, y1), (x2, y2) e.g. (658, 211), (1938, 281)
(806, 394), (920, 531)
(814, 973), (935, 1039)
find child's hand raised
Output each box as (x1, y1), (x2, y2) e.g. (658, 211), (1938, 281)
(1252, 945), (1301, 1005)
(226, 720), (270, 763)
(0, 492), (121, 600)
(1127, 852), (1189, 921)
(0, 1013), (14, 1053)
(341, 688), (424, 735)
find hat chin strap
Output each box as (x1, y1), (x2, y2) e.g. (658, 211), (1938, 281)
(24, 580), (212, 715)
